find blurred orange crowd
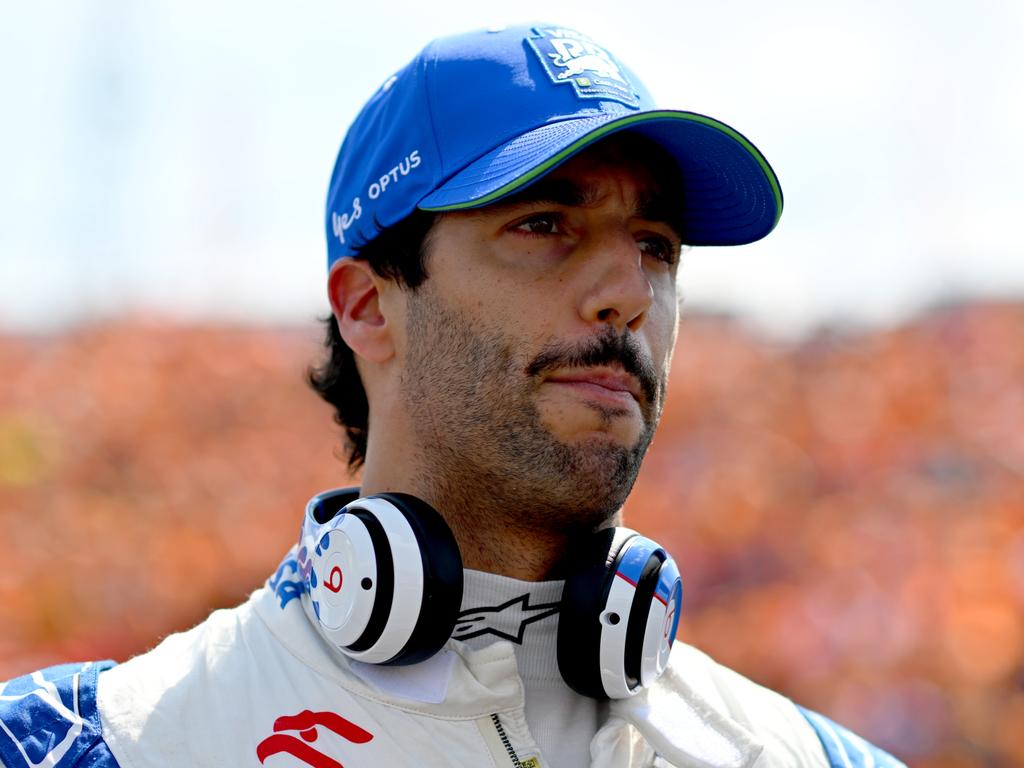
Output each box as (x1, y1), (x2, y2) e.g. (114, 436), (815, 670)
(1, 302), (1022, 766)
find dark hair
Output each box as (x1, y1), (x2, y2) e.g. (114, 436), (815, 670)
(307, 210), (437, 471)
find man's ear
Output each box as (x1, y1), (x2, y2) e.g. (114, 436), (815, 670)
(327, 259), (395, 363)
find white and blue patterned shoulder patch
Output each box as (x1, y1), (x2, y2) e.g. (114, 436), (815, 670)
(268, 547), (307, 610)
(0, 660), (121, 768)
(798, 706), (907, 768)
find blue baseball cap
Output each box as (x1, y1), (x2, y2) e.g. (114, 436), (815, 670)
(325, 23), (783, 271)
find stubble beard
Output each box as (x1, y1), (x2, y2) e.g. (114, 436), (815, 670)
(399, 288), (664, 538)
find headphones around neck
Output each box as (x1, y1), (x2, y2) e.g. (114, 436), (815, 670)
(297, 488), (683, 700)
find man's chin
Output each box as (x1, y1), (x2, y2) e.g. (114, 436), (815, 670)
(554, 440), (642, 504)
(568, 429), (643, 449)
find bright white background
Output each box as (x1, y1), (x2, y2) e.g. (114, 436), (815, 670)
(2, 0), (1021, 337)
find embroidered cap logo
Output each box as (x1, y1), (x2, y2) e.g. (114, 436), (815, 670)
(526, 26), (640, 108)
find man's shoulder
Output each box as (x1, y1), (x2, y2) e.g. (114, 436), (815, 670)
(665, 643), (906, 768)
(0, 660), (121, 768)
(0, 590), (273, 768)
(96, 588), (286, 730)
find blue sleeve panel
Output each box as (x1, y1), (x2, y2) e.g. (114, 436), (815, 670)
(797, 706), (907, 768)
(0, 661), (121, 768)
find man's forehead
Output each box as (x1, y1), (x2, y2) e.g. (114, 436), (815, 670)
(495, 160), (662, 207)
(472, 134), (687, 236)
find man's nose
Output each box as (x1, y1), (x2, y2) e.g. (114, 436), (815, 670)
(578, 232), (654, 332)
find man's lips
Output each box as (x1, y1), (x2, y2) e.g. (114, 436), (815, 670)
(543, 368), (642, 406)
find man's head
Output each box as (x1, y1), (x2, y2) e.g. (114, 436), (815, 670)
(310, 23), (781, 533)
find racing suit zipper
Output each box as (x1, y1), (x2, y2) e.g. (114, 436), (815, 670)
(490, 713), (525, 768)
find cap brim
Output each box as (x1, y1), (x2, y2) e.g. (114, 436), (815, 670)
(418, 110), (783, 246)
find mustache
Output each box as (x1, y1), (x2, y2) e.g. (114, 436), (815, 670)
(525, 328), (659, 405)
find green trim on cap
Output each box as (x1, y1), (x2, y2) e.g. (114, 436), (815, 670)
(419, 110), (783, 226)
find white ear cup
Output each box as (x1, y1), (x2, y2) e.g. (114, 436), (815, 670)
(639, 558), (682, 687)
(341, 497), (425, 664)
(307, 512), (377, 646)
(299, 490), (463, 666)
(598, 558), (640, 699)
(567, 532), (683, 700)
(556, 527), (684, 700)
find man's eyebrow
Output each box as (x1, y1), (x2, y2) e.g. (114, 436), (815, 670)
(484, 176), (686, 240)
(635, 191), (687, 242)
(489, 177), (598, 209)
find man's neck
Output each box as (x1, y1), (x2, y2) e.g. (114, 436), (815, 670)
(357, 465), (618, 581)
(357, 482), (565, 580)
(446, 514), (571, 581)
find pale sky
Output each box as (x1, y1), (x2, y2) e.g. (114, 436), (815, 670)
(2, 0), (1021, 337)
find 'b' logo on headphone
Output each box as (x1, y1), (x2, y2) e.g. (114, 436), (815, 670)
(662, 602), (677, 645)
(325, 566), (344, 594)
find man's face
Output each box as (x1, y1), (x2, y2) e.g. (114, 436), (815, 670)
(396, 138), (682, 531)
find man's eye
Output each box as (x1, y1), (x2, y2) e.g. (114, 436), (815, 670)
(512, 213), (562, 235)
(638, 235), (680, 265)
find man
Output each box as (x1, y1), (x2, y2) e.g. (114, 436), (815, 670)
(0, 23), (905, 768)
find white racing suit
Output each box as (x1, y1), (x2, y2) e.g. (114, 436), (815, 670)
(0, 549), (906, 768)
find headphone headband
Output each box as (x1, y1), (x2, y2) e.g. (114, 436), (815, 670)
(299, 489), (683, 696)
